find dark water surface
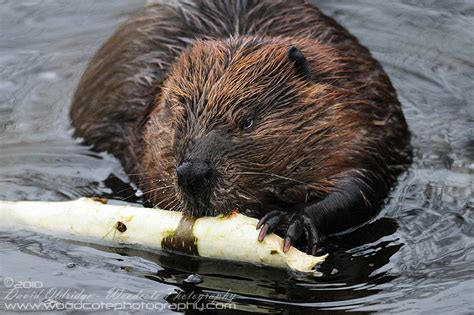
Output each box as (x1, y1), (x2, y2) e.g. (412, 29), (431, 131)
(0, 0), (472, 313)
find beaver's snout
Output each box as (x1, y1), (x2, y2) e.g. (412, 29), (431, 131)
(176, 159), (215, 202)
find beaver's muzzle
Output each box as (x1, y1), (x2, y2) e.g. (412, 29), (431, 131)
(176, 159), (216, 207)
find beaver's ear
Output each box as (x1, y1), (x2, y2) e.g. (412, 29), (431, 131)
(285, 46), (312, 81)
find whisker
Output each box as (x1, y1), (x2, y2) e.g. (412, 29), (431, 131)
(234, 171), (306, 184)
(141, 185), (174, 196)
(113, 186), (136, 196)
(156, 194), (178, 210)
(164, 199), (180, 211)
(120, 192), (142, 202)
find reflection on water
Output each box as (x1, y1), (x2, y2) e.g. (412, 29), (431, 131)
(0, 0), (472, 313)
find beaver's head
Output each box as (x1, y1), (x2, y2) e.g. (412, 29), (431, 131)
(141, 36), (369, 216)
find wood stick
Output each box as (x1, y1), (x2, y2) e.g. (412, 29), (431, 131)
(0, 198), (326, 274)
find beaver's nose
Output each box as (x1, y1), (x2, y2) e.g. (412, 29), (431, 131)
(176, 159), (215, 197)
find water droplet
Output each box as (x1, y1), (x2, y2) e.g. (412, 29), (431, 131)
(183, 274), (202, 284)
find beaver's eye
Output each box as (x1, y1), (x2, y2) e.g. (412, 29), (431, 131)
(239, 116), (254, 131)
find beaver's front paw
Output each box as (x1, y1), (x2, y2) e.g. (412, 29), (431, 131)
(256, 210), (323, 255)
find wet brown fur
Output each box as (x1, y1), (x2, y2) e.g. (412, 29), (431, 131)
(70, 0), (412, 235)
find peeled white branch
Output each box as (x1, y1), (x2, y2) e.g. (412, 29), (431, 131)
(0, 198), (326, 274)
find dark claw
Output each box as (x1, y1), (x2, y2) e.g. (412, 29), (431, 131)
(256, 210), (286, 241)
(283, 237), (292, 253)
(256, 210), (283, 230)
(302, 214), (319, 255)
(257, 210), (323, 256)
(258, 224), (269, 241)
(283, 214), (304, 253)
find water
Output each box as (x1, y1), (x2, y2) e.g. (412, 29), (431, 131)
(0, 0), (472, 313)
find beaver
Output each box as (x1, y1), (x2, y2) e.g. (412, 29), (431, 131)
(70, 0), (412, 255)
